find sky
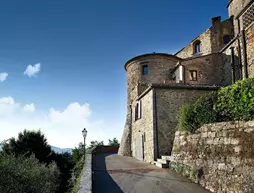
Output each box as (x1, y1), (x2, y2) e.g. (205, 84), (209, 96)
(0, 0), (229, 148)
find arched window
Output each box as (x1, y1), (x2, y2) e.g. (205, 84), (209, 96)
(223, 35), (231, 44)
(193, 40), (201, 54)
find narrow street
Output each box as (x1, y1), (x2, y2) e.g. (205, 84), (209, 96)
(92, 153), (210, 193)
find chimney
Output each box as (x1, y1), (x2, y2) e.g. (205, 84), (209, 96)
(212, 16), (221, 26)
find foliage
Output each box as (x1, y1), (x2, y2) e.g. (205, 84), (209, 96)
(2, 130), (52, 163)
(177, 104), (197, 133)
(51, 152), (74, 193)
(70, 155), (85, 192)
(86, 140), (104, 153)
(0, 154), (60, 193)
(108, 138), (120, 146)
(72, 142), (85, 164)
(177, 78), (254, 133)
(193, 91), (218, 128)
(215, 78), (254, 121)
(2, 129), (75, 193)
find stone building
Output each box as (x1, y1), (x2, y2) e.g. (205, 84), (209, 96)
(118, 0), (254, 163)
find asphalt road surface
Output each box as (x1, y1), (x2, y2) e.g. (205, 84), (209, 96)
(92, 153), (210, 193)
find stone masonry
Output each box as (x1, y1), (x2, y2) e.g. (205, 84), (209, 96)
(119, 0), (254, 164)
(171, 121), (254, 193)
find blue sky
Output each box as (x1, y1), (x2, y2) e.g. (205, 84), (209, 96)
(0, 0), (228, 148)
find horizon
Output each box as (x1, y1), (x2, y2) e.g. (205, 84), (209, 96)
(0, 0), (229, 148)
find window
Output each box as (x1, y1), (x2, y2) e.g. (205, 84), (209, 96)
(142, 65), (148, 75)
(189, 70), (198, 81)
(193, 41), (201, 54)
(223, 35), (231, 44)
(135, 101), (142, 121)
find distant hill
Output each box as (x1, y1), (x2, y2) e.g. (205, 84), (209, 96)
(51, 146), (72, 154)
(0, 144), (72, 154)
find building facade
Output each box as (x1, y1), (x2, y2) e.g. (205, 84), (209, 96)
(118, 0), (254, 163)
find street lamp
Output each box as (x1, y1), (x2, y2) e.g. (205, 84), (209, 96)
(82, 128), (87, 154)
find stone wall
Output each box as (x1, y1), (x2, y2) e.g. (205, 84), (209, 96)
(181, 54), (227, 85)
(176, 29), (212, 59)
(246, 23), (254, 77)
(131, 89), (154, 163)
(155, 87), (216, 158)
(171, 121), (254, 193)
(118, 112), (132, 156)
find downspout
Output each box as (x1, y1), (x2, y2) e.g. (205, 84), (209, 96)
(241, 29), (249, 78)
(230, 47), (236, 83)
(152, 89), (159, 161)
(129, 105), (132, 156)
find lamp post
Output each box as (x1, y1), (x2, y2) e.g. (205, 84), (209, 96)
(82, 128), (87, 154)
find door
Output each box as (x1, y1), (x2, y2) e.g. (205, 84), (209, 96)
(136, 133), (144, 161)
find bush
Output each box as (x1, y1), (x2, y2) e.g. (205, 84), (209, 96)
(177, 104), (196, 133)
(70, 155), (85, 193)
(215, 78), (254, 121)
(177, 78), (254, 133)
(193, 91), (218, 127)
(0, 154), (60, 193)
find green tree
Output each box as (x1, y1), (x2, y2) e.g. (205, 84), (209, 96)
(108, 138), (119, 146)
(0, 154), (60, 193)
(2, 130), (52, 163)
(72, 142), (85, 164)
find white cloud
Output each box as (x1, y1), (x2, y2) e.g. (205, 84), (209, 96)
(23, 103), (35, 112)
(0, 72), (8, 82)
(24, 63), (41, 77)
(0, 96), (115, 148)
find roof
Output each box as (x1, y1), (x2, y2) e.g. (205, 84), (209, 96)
(124, 53), (181, 71)
(136, 84), (221, 100)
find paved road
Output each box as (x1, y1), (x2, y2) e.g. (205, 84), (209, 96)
(92, 153), (210, 193)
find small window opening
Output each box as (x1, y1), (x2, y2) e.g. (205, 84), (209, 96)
(189, 70), (198, 81)
(142, 65), (148, 75)
(223, 35), (231, 44)
(135, 101), (142, 121)
(193, 41), (201, 54)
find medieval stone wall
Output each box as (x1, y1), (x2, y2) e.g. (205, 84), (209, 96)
(155, 88), (215, 158)
(171, 121), (254, 193)
(175, 29), (212, 59)
(246, 22), (254, 77)
(181, 54), (226, 85)
(131, 89), (154, 163)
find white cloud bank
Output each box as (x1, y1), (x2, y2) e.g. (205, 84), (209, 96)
(23, 103), (35, 112)
(24, 63), (41, 77)
(0, 96), (114, 148)
(0, 72), (8, 82)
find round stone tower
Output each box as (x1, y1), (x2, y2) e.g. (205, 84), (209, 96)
(118, 53), (180, 156)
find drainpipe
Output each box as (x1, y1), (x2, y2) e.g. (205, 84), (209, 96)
(152, 89), (159, 160)
(230, 47), (236, 83)
(241, 29), (249, 78)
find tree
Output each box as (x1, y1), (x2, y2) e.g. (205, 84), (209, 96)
(72, 142), (85, 164)
(108, 138), (119, 146)
(0, 154), (60, 193)
(2, 130), (52, 163)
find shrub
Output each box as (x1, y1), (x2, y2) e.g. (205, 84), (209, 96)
(0, 154), (60, 193)
(177, 78), (254, 133)
(215, 78), (254, 121)
(193, 91), (218, 128)
(70, 155), (85, 193)
(177, 103), (196, 133)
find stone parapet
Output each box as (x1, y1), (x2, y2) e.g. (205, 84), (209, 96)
(171, 121), (254, 192)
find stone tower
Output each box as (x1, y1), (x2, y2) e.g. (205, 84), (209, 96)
(118, 53), (180, 157)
